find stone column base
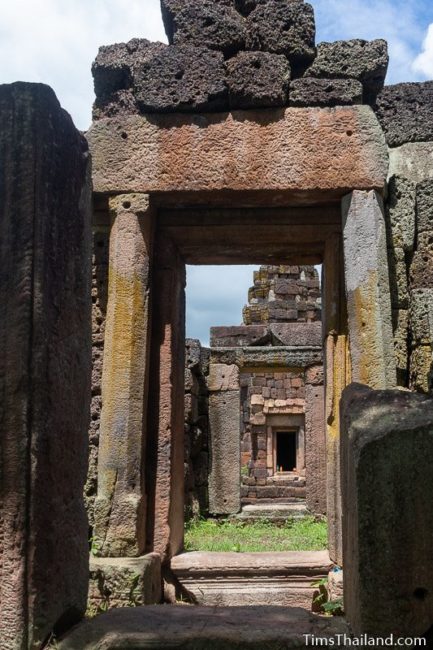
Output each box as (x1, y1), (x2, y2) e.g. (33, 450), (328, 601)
(88, 554), (162, 615)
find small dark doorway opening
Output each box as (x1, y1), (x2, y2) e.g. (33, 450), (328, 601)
(276, 431), (297, 473)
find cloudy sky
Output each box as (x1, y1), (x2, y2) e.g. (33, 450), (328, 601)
(1, 0), (432, 344)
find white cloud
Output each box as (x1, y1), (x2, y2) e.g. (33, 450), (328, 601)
(0, 0), (166, 130)
(413, 23), (433, 78)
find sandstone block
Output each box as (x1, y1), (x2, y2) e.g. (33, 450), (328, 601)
(147, 237), (186, 558)
(305, 364), (324, 385)
(207, 364), (240, 391)
(389, 142), (433, 185)
(305, 384), (326, 515)
(0, 82), (91, 648)
(289, 78), (363, 107)
(375, 81), (433, 148)
(210, 325), (269, 347)
(341, 383), (433, 635)
(88, 554), (162, 613)
(269, 322), (322, 346)
(94, 194), (153, 558)
(209, 391), (241, 514)
(305, 39), (388, 103)
(161, 0), (247, 56)
(385, 175), (416, 254)
(409, 231), (433, 289)
(134, 45), (228, 113)
(393, 309), (409, 385)
(226, 51), (290, 109)
(58, 604), (349, 650)
(409, 289), (433, 346)
(342, 190), (396, 388)
(387, 245), (409, 309)
(87, 106), (389, 201)
(416, 180), (433, 234)
(409, 345), (433, 393)
(246, 1), (315, 71)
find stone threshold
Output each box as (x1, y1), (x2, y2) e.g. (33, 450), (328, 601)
(59, 604), (348, 649)
(170, 551), (332, 608)
(236, 501), (308, 520)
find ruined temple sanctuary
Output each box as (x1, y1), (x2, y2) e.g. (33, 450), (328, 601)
(2, 0), (433, 647)
(183, 265), (325, 523)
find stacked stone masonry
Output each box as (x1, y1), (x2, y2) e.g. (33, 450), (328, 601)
(91, 0), (389, 117)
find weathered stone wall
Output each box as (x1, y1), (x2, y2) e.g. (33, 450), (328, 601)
(243, 265), (321, 324)
(0, 82), (91, 648)
(85, 229), (109, 532)
(375, 82), (433, 394)
(91, 3), (388, 118)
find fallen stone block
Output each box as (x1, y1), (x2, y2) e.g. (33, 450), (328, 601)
(375, 81), (433, 148)
(226, 51), (290, 108)
(305, 39), (388, 103)
(246, 1), (316, 72)
(161, 0), (247, 56)
(289, 78), (363, 107)
(341, 383), (433, 636)
(134, 45), (228, 113)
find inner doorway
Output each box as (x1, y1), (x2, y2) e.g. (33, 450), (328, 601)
(275, 430), (298, 473)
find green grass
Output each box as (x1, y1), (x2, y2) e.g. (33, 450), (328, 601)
(184, 516), (328, 553)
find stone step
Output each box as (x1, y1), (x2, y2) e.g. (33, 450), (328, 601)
(236, 502), (308, 521)
(242, 476), (306, 488)
(170, 551), (332, 609)
(59, 604), (348, 649)
(241, 485), (307, 501)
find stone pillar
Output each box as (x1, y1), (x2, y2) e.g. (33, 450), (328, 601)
(94, 194), (154, 557)
(341, 383), (433, 636)
(147, 235), (186, 559)
(304, 368), (326, 516)
(208, 364), (241, 515)
(342, 190), (396, 389)
(0, 82), (91, 648)
(323, 234), (350, 565)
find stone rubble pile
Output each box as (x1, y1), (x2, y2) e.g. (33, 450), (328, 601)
(92, 0), (389, 117)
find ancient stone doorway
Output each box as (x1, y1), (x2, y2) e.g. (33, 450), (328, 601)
(275, 430), (298, 473)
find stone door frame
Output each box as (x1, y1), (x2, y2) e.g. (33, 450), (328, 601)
(93, 193), (395, 566)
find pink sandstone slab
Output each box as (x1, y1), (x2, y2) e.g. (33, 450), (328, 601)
(87, 106), (388, 204)
(59, 605), (349, 649)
